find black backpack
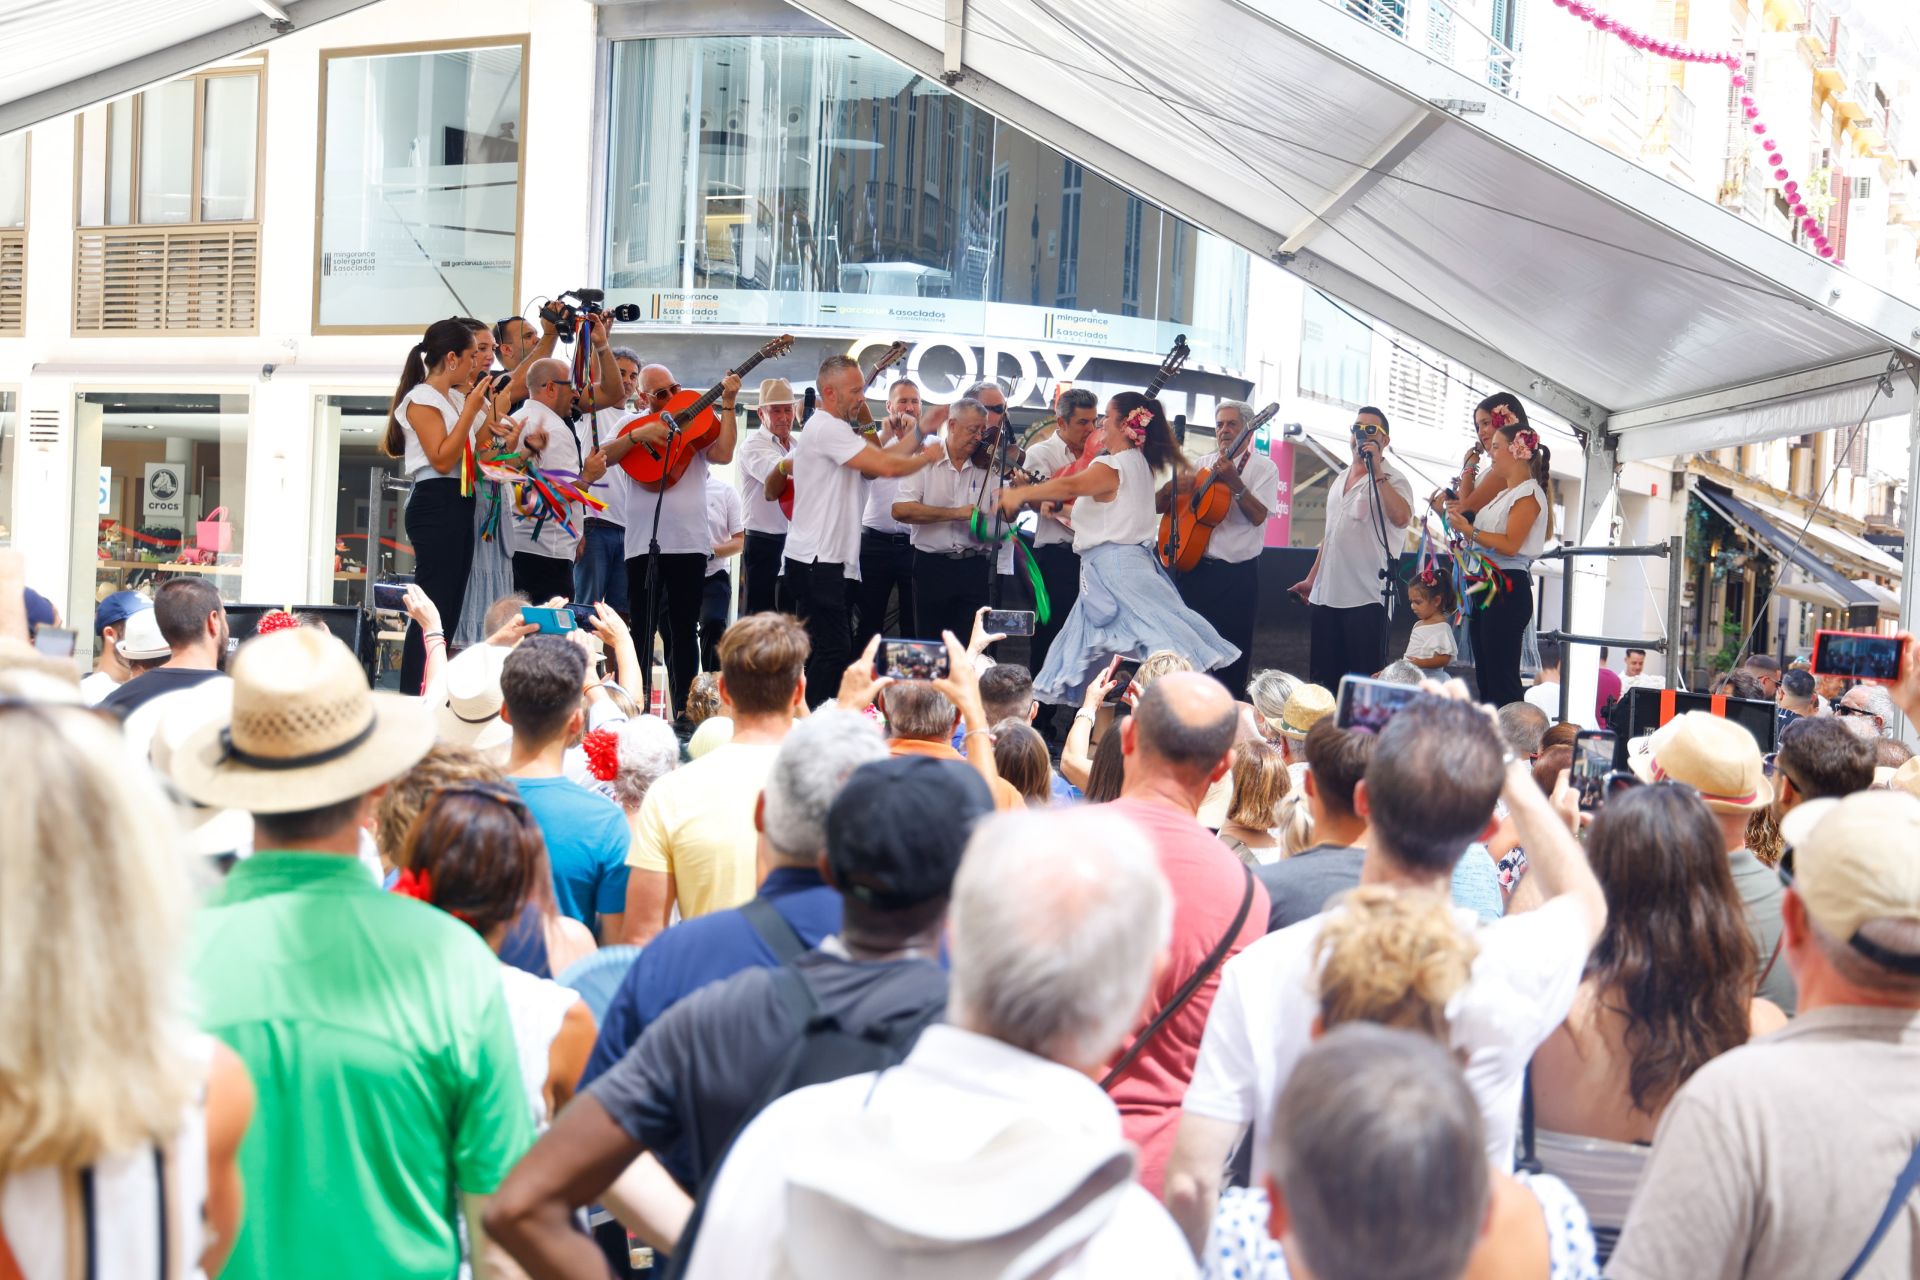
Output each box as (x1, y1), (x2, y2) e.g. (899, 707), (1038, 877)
(661, 897), (945, 1277)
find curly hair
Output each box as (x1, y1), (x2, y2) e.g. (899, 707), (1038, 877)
(376, 744), (502, 867)
(685, 672), (724, 726)
(1315, 886), (1478, 1043)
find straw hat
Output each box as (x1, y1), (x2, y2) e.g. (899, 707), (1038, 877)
(1627, 710), (1772, 813)
(168, 628), (433, 814)
(116, 607), (172, 661)
(1891, 756), (1920, 801)
(1272, 684), (1335, 742)
(433, 642), (514, 759)
(758, 377), (796, 407)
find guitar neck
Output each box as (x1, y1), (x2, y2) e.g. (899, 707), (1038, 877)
(676, 351), (771, 422)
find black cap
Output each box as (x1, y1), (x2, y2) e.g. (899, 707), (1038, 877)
(826, 755), (994, 911)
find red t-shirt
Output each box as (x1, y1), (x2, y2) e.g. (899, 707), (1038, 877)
(1102, 797), (1269, 1196)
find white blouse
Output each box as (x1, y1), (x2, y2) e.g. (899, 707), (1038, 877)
(393, 383), (461, 478)
(1472, 478), (1547, 567)
(1071, 448), (1159, 553)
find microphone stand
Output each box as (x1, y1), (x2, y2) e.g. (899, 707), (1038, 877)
(1359, 435), (1397, 619)
(638, 412), (683, 719)
(986, 418), (1018, 609)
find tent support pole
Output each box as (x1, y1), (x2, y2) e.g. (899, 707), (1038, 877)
(1559, 425), (1619, 726)
(1903, 395), (1920, 746)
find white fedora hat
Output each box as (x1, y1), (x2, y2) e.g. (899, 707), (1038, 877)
(168, 628), (433, 814)
(116, 607), (172, 661)
(433, 642), (514, 760)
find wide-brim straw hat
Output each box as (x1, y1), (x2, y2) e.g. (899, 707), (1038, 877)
(169, 628), (433, 815)
(1273, 684), (1335, 742)
(432, 642), (514, 757)
(1628, 710), (1772, 813)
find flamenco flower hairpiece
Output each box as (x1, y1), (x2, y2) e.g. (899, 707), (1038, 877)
(392, 867), (433, 903)
(582, 727), (621, 782)
(1508, 428), (1540, 459)
(1487, 404), (1517, 431)
(1123, 407), (1152, 444)
(256, 610), (300, 636)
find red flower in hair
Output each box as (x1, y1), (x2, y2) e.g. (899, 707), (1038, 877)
(1488, 405), (1517, 431)
(582, 727), (620, 782)
(257, 610), (300, 635)
(392, 867), (434, 903)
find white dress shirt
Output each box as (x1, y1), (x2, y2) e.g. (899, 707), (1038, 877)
(580, 406), (635, 527)
(613, 440), (714, 560)
(1307, 459), (1414, 610)
(508, 399), (588, 559)
(895, 446), (995, 555)
(862, 475), (909, 535)
(681, 1024), (1196, 1280)
(704, 474), (745, 578)
(1021, 433), (1079, 549)
(785, 410), (871, 578)
(736, 427), (793, 535)
(1190, 448), (1280, 565)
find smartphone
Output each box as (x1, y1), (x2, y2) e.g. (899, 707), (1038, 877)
(984, 609), (1036, 637)
(1572, 729), (1616, 813)
(520, 605), (577, 635)
(1334, 674), (1420, 734)
(1810, 629), (1907, 684)
(32, 626), (76, 659)
(1106, 658), (1142, 705)
(371, 579), (412, 612)
(875, 638), (950, 681)
(566, 602), (602, 629)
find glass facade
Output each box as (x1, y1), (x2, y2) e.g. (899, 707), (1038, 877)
(0, 134), (24, 228)
(315, 42), (525, 331)
(604, 36), (1247, 368)
(76, 71), (260, 227)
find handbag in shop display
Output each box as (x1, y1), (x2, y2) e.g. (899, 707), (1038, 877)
(196, 506), (234, 554)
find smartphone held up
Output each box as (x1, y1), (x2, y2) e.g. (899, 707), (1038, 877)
(875, 639), (950, 682)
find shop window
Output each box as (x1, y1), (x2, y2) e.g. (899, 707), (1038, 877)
(315, 38), (527, 332)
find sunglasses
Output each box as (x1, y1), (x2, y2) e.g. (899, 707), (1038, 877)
(982, 403), (1007, 415)
(1832, 703), (1875, 719)
(439, 780), (533, 820)
(647, 384), (682, 401)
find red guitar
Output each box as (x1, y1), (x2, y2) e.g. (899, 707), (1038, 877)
(621, 335), (794, 491)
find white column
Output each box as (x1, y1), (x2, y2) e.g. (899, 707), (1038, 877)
(1901, 394), (1920, 747)
(1563, 423), (1618, 725)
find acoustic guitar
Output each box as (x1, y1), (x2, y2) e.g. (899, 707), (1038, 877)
(1047, 333), (1191, 488)
(770, 340), (909, 515)
(620, 334), (794, 491)
(1157, 401), (1278, 572)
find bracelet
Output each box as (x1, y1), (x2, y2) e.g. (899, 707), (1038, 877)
(423, 630), (444, 640)
(964, 727), (994, 741)
(1074, 708), (1097, 723)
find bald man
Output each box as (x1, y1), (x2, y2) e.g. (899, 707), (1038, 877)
(1101, 673), (1268, 1196)
(508, 357), (589, 602)
(592, 361), (741, 723)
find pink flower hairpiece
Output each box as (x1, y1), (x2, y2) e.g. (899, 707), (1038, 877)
(1507, 427), (1540, 460)
(1122, 407), (1152, 444)
(1487, 404), (1517, 431)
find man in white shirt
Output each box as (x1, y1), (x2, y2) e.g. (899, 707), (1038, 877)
(78, 590), (152, 706)
(1168, 400), (1279, 699)
(1289, 406), (1413, 693)
(737, 377), (796, 616)
(1162, 684), (1605, 1251)
(893, 397), (998, 641)
(1523, 638), (1598, 729)
(782, 355), (942, 707)
(1021, 387), (1098, 735)
(854, 379), (924, 641)
(701, 472), (745, 672)
(508, 357), (590, 603)
(590, 362), (740, 723)
(678, 807), (1197, 1279)
(573, 345), (640, 615)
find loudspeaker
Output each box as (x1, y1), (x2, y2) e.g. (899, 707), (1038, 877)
(1613, 686), (1778, 770)
(224, 604), (373, 679)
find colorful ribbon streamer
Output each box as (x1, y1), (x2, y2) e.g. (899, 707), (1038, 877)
(968, 510), (1052, 625)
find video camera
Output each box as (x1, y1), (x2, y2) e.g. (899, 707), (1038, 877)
(538, 287), (642, 340)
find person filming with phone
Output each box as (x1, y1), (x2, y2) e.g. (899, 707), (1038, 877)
(1289, 407), (1413, 694)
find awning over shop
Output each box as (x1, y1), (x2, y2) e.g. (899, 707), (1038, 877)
(1694, 482), (1876, 610)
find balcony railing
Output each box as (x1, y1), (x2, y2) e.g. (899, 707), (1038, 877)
(0, 230), (22, 337)
(72, 224), (260, 335)
(1335, 0), (1519, 96)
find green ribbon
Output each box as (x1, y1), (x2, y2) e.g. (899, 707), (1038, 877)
(969, 510), (1052, 625)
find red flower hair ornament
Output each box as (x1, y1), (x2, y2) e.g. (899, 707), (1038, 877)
(582, 727), (621, 782)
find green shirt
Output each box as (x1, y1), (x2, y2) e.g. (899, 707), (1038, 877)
(191, 852), (534, 1280)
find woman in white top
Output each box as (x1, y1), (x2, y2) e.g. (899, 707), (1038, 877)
(0, 676), (255, 1279)
(1438, 409), (1552, 706)
(995, 393), (1237, 705)
(385, 318), (493, 694)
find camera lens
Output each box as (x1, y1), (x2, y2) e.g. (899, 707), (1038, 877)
(610, 302), (642, 323)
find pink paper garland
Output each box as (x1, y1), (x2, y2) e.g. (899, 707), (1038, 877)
(1552, 0), (1835, 258)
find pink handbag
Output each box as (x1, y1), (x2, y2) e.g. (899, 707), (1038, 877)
(196, 506), (233, 553)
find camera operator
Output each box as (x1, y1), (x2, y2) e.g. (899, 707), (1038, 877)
(892, 397), (998, 643)
(575, 344), (642, 616)
(494, 298), (625, 415)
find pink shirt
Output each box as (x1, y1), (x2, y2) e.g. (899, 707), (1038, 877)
(1102, 797), (1269, 1195)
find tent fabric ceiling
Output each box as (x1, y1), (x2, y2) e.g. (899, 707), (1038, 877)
(785, 0), (1920, 451)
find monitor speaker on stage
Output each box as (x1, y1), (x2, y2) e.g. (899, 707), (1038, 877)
(224, 604), (372, 676)
(1613, 686), (1778, 770)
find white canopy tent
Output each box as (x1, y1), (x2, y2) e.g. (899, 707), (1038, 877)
(785, 0), (1920, 689)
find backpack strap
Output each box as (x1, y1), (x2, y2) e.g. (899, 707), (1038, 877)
(1838, 1137), (1920, 1280)
(739, 895), (807, 965)
(1756, 929), (1785, 991)
(1101, 861), (1255, 1092)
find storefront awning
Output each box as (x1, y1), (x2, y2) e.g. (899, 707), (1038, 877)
(1695, 482), (1875, 610)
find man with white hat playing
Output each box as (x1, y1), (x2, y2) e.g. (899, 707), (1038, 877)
(1609, 789), (1920, 1280)
(1629, 710), (1795, 1013)
(171, 627), (533, 1280)
(737, 376), (798, 616)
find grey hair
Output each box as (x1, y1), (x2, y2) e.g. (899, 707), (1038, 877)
(964, 378), (1007, 400)
(1270, 1024), (1489, 1280)
(1496, 701), (1550, 758)
(879, 681), (958, 741)
(606, 715), (680, 811)
(610, 345), (642, 369)
(1808, 911), (1920, 996)
(761, 708), (889, 863)
(1377, 661), (1423, 686)
(1247, 669), (1300, 722)
(1056, 387), (1096, 417)
(949, 396), (987, 425)
(948, 809), (1172, 1067)
(1844, 683), (1898, 739)
(1216, 399), (1255, 427)
(526, 357), (571, 396)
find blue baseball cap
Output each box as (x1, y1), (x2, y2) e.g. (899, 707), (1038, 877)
(22, 588), (56, 635)
(95, 590), (152, 636)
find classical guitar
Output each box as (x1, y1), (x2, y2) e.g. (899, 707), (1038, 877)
(1157, 401), (1279, 573)
(770, 341), (909, 514)
(620, 335), (795, 491)
(1050, 333), (1191, 485)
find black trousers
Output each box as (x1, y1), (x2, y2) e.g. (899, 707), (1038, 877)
(913, 551), (992, 643)
(401, 478), (475, 694)
(1030, 541), (1081, 676)
(626, 551), (707, 720)
(1178, 556), (1259, 699)
(1309, 602), (1388, 694)
(700, 571), (732, 672)
(742, 531), (786, 617)
(1469, 569), (1534, 707)
(512, 551), (576, 605)
(780, 558), (849, 709)
(855, 529), (915, 641)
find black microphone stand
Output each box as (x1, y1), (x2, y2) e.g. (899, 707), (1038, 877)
(1359, 433), (1397, 619)
(985, 416), (1019, 610)
(638, 412), (683, 720)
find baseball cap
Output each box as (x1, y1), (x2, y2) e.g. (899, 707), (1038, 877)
(826, 755), (993, 910)
(95, 590), (152, 636)
(1780, 791), (1920, 974)
(22, 588), (56, 635)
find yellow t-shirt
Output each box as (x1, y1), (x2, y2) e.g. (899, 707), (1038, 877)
(628, 740), (781, 920)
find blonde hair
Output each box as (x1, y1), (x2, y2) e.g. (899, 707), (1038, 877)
(376, 743), (503, 867)
(1315, 887), (1477, 1043)
(1227, 739), (1291, 829)
(0, 682), (196, 1174)
(685, 672), (724, 726)
(1133, 649), (1194, 695)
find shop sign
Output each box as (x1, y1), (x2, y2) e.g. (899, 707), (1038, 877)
(143, 462), (186, 525)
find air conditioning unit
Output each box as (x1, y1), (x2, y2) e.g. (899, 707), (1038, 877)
(1855, 175), (1874, 199)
